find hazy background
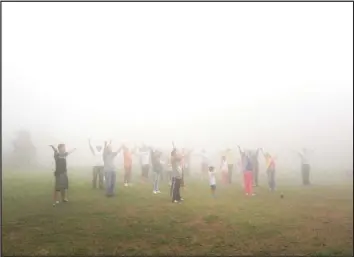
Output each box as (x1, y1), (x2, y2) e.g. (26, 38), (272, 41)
(2, 3), (353, 170)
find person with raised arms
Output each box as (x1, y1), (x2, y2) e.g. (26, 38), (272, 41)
(122, 145), (135, 187)
(150, 148), (163, 194)
(237, 145), (255, 196)
(103, 141), (122, 197)
(171, 148), (184, 203)
(88, 138), (105, 189)
(49, 144), (76, 206)
(298, 148), (312, 186)
(137, 144), (151, 183)
(261, 148), (277, 191)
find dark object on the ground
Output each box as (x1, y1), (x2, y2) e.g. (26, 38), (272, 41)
(280, 194), (284, 199)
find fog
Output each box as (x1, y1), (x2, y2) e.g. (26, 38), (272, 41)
(2, 3), (353, 172)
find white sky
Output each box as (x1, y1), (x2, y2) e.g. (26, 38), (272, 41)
(2, 3), (353, 167)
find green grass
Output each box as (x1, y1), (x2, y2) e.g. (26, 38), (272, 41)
(2, 168), (353, 256)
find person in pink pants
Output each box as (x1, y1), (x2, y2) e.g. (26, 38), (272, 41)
(238, 146), (254, 196)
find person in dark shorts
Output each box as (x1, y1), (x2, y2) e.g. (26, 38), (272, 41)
(250, 148), (260, 187)
(298, 148), (311, 186)
(88, 138), (104, 189)
(49, 144), (76, 206)
(171, 148), (183, 203)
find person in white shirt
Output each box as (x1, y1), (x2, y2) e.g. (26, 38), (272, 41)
(220, 156), (229, 184)
(208, 166), (217, 197)
(137, 144), (151, 182)
(88, 138), (105, 189)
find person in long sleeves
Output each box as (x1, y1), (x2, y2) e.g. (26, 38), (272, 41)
(88, 138), (104, 189)
(49, 144), (76, 206)
(261, 148), (276, 191)
(103, 141), (122, 197)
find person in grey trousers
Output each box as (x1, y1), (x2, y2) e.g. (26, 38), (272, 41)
(150, 148), (163, 194)
(103, 141), (122, 197)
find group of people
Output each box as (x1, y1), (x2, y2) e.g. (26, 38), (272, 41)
(49, 139), (312, 206)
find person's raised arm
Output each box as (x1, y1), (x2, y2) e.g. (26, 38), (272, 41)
(67, 148), (77, 155)
(112, 146), (123, 156)
(237, 145), (244, 155)
(49, 145), (58, 154)
(88, 138), (95, 155)
(260, 148), (267, 159)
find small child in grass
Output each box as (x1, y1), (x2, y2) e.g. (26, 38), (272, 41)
(208, 166), (217, 197)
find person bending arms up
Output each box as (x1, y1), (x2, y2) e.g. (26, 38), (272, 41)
(103, 141), (122, 197)
(88, 138), (104, 189)
(49, 144), (76, 206)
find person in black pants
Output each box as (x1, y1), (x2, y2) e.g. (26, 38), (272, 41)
(171, 148), (183, 203)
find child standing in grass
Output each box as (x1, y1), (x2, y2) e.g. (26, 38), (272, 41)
(208, 166), (217, 197)
(49, 144), (76, 206)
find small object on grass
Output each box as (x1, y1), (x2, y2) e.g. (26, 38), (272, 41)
(280, 193), (284, 199)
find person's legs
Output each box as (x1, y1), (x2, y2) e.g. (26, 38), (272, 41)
(124, 167), (129, 185)
(98, 167), (104, 189)
(127, 167), (132, 185)
(301, 164), (306, 185)
(105, 171), (111, 196)
(304, 164), (311, 185)
(270, 169), (276, 191)
(92, 166), (98, 189)
(243, 173), (248, 194)
(245, 171), (253, 195)
(153, 172), (158, 192)
(228, 164), (233, 184)
(110, 171), (116, 195)
(175, 178), (181, 201)
(211, 185), (216, 197)
(253, 165), (259, 186)
(171, 177), (176, 202)
(156, 172), (160, 192)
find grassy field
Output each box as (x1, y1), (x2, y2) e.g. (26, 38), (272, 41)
(2, 168), (353, 256)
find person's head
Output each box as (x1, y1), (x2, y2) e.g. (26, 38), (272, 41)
(106, 144), (112, 153)
(209, 166), (215, 172)
(58, 144), (66, 154)
(222, 156), (226, 161)
(265, 152), (271, 158)
(96, 146), (102, 152)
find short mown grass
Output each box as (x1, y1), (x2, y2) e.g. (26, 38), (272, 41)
(2, 168), (353, 256)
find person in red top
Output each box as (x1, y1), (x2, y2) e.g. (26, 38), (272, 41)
(122, 145), (135, 187)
